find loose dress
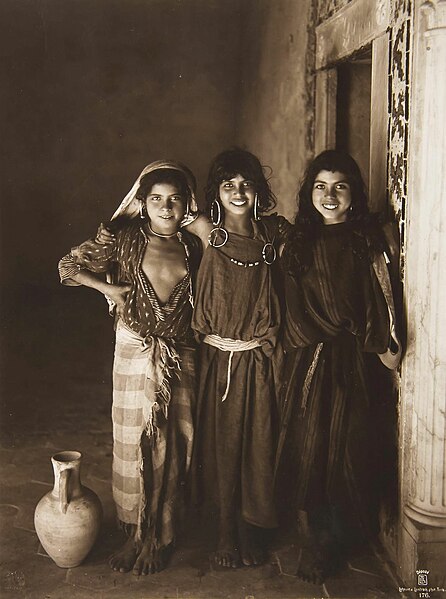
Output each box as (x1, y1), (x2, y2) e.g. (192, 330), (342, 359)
(276, 222), (399, 543)
(191, 215), (289, 530)
(59, 222), (201, 547)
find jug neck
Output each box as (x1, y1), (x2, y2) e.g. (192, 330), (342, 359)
(51, 450), (82, 497)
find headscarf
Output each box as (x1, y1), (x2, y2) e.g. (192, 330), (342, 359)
(110, 160), (198, 221)
(104, 160), (198, 312)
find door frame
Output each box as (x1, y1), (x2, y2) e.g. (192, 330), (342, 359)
(314, 0), (391, 212)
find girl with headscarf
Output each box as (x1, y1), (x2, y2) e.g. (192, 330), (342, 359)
(276, 150), (401, 584)
(58, 161), (202, 575)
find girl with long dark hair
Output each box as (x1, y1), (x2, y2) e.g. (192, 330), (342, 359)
(277, 150), (401, 584)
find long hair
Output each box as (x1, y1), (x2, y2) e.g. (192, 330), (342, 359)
(283, 150), (385, 276)
(204, 148), (276, 217)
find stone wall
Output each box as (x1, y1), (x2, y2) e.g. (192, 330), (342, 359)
(236, 0), (315, 221)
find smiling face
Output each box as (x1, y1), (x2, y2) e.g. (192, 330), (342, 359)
(218, 174), (256, 219)
(311, 170), (352, 224)
(145, 182), (186, 234)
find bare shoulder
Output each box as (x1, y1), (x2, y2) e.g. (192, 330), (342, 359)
(183, 214), (212, 248)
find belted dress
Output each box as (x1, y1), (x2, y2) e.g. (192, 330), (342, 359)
(191, 215), (289, 530)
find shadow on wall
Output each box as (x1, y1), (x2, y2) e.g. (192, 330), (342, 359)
(0, 0), (246, 435)
(0, 285), (115, 442)
(0, 0), (244, 294)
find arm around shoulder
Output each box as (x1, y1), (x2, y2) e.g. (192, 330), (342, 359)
(58, 227), (118, 285)
(58, 252), (109, 294)
(182, 213), (212, 249)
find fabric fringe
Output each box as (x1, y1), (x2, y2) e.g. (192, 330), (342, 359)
(142, 337), (181, 438)
(113, 323), (189, 545)
(301, 342), (324, 414)
(118, 520), (137, 538)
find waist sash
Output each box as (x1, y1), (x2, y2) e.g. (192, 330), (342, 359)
(203, 334), (261, 401)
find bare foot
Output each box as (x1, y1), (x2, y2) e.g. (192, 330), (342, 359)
(109, 537), (138, 573)
(296, 545), (326, 585)
(295, 525), (342, 584)
(214, 522), (241, 568)
(133, 543), (169, 575)
(214, 547), (240, 568)
(239, 521), (266, 567)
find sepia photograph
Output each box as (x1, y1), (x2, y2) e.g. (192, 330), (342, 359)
(0, 0), (445, 597)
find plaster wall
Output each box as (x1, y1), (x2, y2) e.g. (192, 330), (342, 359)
(0, 0), (242, 292)
(0, 0), (243, 422)
(236, 0), (314, 221)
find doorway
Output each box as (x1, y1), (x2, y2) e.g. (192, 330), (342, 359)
(336, 49), (372, 191)
(314, 13), (398, 556)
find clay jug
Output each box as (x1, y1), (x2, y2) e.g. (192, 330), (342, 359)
(34, 450), (102, 568)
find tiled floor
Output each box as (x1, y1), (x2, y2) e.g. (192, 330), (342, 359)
(0, 378), (404, 599)
(0, 294), (405, 598)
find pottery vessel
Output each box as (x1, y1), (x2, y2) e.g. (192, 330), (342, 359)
(34, 450), (102, 568)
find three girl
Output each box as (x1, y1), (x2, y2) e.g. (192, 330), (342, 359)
(60, 148), (401, 584)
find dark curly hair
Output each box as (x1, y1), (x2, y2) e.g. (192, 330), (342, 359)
(135, 168), (194, 205)
(282, 150), (386, 276)
(204, 148), (276, 219)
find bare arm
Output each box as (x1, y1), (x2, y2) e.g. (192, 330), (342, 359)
(58, 248), (130, 317)
(182, 214), (213, 249)
(96, 215), (213, 250)
(70, 269), (110, 295)
(70, 270), (131, 318)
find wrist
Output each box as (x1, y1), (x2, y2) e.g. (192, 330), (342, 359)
(98, 281), (112, 296)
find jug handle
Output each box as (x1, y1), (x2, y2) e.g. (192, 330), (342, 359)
(59, 469), (70, 514)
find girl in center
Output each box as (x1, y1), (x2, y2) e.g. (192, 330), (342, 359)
(186, 148), (290, 568)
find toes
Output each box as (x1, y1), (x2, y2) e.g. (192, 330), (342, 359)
(241, 550), (265, 567)
(132, 556), (144, 576)
(132, 553), (165, 575)
(109, 557), (132, 573)
(108, 541), (137, 573)
(214, 551), (240, 568)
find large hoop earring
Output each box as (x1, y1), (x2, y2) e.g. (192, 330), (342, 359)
(208, 227), (228, 248)
(211, 198), (222, 226)
(253, 193), (261, 221)
(262, 242), (277, 265)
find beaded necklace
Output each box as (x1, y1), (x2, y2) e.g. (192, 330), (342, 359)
(208, 226), (276, 266)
